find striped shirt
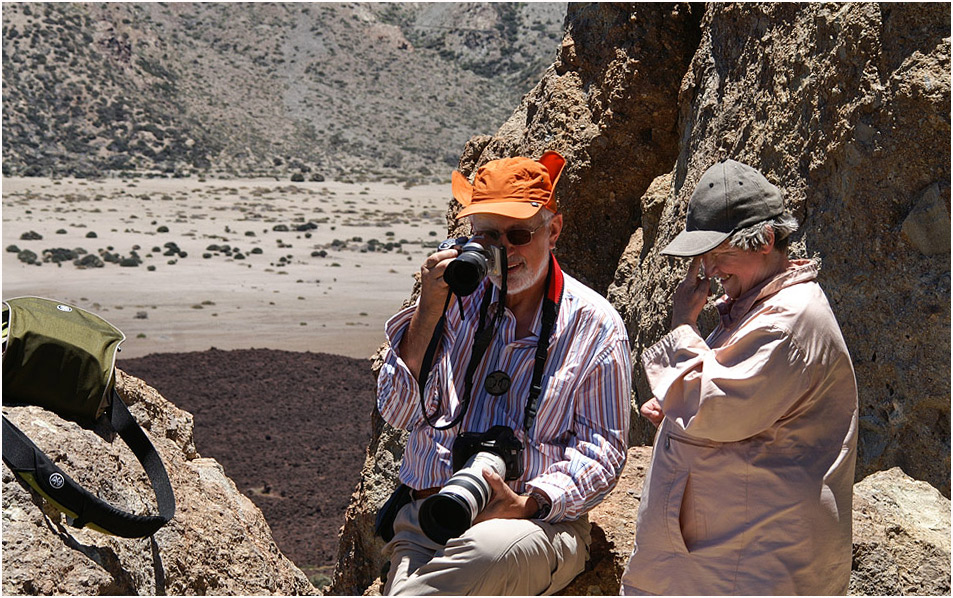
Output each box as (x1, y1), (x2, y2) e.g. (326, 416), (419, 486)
(377, 268), (631, 522)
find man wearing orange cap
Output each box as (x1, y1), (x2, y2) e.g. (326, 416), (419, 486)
(376, 152), (631, 595)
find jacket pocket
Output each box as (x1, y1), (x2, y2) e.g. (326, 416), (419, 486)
(662, 467), (692, 554)
(662, 433), (745, 559)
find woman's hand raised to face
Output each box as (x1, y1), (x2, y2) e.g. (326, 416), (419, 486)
(671, 256), (711, 330)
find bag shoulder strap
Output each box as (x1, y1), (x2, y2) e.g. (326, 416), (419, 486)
(2, 389), (175, 538)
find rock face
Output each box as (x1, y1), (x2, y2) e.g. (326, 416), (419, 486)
(610, 2), (952, 498)
(332, 3), (950, 595)
(851, 467), (952, 595)
(327, 408), (406, 596)
(2, 370), (316, 596)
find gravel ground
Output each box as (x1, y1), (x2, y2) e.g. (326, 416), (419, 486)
(121, 348), (377, 582)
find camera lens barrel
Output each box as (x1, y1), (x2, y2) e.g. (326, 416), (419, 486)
(444, 249), (489, 296)
(418, 451), (505, 544)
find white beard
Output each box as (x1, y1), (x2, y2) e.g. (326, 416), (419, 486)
(490, 253), (549, 296)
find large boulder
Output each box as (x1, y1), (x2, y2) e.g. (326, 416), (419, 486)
(2, 370), (316, 596)
(851, 467), (952, 595)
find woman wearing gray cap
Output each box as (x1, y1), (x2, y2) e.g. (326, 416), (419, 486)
(621, 160), (859, 595)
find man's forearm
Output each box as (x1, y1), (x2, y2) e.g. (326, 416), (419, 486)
(398, 305), (444, 379)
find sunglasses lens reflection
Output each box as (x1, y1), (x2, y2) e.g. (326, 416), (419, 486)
(507, 230), (532, 245)
(476, 227), (536, 246)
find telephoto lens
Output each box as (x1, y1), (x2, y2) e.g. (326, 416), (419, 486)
(418, 451), (506, 544)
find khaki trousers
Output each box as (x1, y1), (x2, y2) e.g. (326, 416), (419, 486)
(382, 498), (591, 596)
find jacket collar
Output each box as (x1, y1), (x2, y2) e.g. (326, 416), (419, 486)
(715, 259), (819, 329)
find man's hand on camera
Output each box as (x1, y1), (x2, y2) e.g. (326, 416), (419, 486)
(472, 468), (537, 523)
(399, 247), (459, 378)
(418, 247), (459, 314)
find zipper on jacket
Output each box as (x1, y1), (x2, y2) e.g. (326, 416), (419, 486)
(666, 432), (720, 449)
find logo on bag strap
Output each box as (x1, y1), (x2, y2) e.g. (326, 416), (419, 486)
(49, 473), (65, 489)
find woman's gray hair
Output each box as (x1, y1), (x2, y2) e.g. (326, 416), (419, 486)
(729, 212), (799, 252)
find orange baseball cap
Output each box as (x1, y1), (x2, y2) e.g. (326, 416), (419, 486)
(452, 151), (566, 220)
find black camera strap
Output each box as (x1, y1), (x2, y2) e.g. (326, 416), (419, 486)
(523, 255), (563, 431)
(417, 254), (563, 433)
(419, 274), (502, 430)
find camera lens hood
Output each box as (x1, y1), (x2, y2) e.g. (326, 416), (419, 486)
(419, 491), (473, 545)
(444, 251), (488, 296)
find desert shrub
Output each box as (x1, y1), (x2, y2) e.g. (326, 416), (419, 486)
(74, 254), (104, 268)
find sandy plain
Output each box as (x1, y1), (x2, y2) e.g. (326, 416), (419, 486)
(2, 176), (450, 359)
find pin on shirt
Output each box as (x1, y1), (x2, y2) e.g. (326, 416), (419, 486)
(484, 370), (511, 396)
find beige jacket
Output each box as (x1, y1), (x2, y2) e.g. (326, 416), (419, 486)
(622, 260), (858, 595)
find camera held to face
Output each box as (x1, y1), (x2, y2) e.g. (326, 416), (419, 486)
(438, 236), (505, 297)
(418, 425), (524, 544)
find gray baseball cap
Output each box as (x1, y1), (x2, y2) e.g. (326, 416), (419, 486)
(661, 159), (784, 257)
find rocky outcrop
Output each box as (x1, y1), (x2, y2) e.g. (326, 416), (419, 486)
(851, 467), (952, 595)
(609, 2), (951, 497)
(327, 408), (406, 596)
(454, 7), (952, 480)
(454, 3), (703, 295)
(332, 3), (950, 595)
(2, 370), (316, 596)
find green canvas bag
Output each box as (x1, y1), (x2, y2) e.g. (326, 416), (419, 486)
(2, 296), (175, 538)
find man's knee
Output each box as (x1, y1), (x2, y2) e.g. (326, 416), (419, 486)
(386, 516), (589, 595)
(454, 518), (554, 568)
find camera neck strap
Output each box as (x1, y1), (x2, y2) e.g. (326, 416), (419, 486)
(418, 268), (503, 430)
(417, 253), (563, 433)
(523, 254), (563, 431)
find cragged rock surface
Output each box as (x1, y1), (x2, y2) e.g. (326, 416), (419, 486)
(850, 467), (952, 596)
(610, 2), (951, 496)
(2, 370), (316, 596)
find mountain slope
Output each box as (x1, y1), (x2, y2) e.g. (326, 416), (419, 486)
(2, 2), (566, 181)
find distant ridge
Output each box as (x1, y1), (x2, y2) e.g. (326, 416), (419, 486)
(1, 2), (566, 182)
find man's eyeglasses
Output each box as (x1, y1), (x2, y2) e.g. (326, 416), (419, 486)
(474, 223), (545, 246)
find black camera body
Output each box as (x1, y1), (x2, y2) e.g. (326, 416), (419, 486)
(451, 425), (524, 481)
(419, 425), (525, 544)
(438, 236), (504, 296)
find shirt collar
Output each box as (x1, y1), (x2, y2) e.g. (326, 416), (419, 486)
(715, 259), (819, 328)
